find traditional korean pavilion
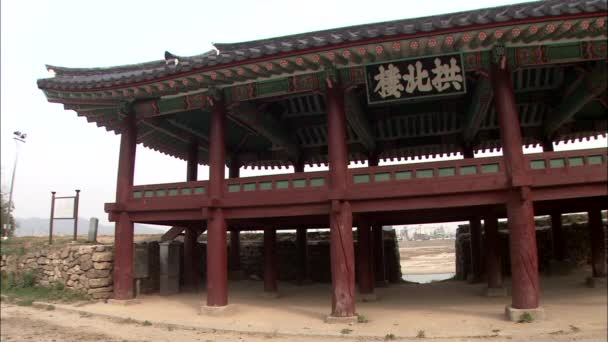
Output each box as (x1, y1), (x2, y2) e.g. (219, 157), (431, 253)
(38, 0), (607, 321)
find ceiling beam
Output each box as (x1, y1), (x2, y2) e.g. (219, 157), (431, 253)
(166, 119), (210, 147)
(344, 91), (376, 152)
(231, 102), (300, 161)
(463, 76), (493, 143)
(544, 63), (607, 137)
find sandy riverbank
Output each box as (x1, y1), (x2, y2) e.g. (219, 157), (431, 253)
(399, 239), (455, 275)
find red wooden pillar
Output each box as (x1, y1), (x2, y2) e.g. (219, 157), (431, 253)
(368, 155), (386, 286)
(588, 210), (607, 278)
(184, 139), (199, 290)
(229, 230), (241, 271)
(542, 139), (554, 153)
(296, 227), (308, 284)
(550, 212), (566, 261)
(468, 217), (484, 283)
(183, 228), (199, 290)
(492, 55), (540, 311)
(326, 84), (356, 319)
(484, 215), (504, 291)
(463, 146), (483, 283)
(114, 111), (137, 300)
(357, 217), (375, 299)
(228, 161), (240, 179)
(206, 98), (228, 307)
(264, 228), (278, 294)
(373, 224), (387, 286)
(228, 162), (242, 277)
(293, 161), (308, 284)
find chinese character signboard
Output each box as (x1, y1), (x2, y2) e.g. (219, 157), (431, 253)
(365, 54), (466, 105)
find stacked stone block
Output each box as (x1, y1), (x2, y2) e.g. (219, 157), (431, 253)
(1, 244), (114, 299)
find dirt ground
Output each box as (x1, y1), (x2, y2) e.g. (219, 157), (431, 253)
(399, 239), (455, 274)
(1, 301), (605, 342)
(2, 268), (606, 342)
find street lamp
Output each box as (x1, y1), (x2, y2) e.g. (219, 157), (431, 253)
(6, 131), (27, 237)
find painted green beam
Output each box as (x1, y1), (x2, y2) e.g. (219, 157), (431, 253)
(544, 63), (607, 137)
(463, 76), (493, 143)
(231, 102), (300, 161)
(345, 91), (376, 152)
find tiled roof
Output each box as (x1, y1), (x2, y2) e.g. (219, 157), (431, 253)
(37, 0), (607, 91)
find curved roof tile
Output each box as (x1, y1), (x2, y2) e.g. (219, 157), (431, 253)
(37, 0), (606, 92)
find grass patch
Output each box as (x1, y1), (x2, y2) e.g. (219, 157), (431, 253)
(518, 312), (534, 323)
(46, 304), (55, 311)
(340, 328), (353, 334)
(1, 271), (88, 303)
(142, 320), (152, 326)
(16, 298), (34, 306)
(416, 330), (426, 338)
(357, 313), (369, 323)
(118, 317), (137, 325)
(384, 333), (396, 340)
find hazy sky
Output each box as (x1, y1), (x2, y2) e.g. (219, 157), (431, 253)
(1, 0), (605, 229)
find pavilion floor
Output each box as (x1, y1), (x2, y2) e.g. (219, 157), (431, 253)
(66, 268), (605, 340)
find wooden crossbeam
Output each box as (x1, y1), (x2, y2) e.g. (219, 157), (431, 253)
(544, 63), (607, 137)
(463, 76), (493, 143)
(160, 226), (184, 242)
(344, 91), (375, 152)
(166, 119), (210, 147)
(231, 102), (300, 161)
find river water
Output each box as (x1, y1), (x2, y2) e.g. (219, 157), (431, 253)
(402, 272), (455, 284)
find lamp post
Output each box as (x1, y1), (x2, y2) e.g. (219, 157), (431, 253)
(7, 131), (27, 236)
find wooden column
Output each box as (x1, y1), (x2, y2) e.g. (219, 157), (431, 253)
(206, 98), (228, 307)
(550, 213), (566, 261)
(588, 210), (607, 278)
(114, 111), (137, 300)
(492, 55), (540, 310)
(368, 155), (386, 286)
(228, 162), (242, 277)
(469, 217), (484, 283)
(373, 224), (387, 286)
(228, 160), (240, 179)
(264, 228), (278, 294)
(183, 228), (199, 290)
(293, 161), (308, 284)
(187, 139), (198, 181)
(326, 84), (356, 318)
(229, 230), (241, 271)
(542, 139), (554, 153)
(184, 139), (199, 290)
(296, 227), (308, 284)
(463, 146), (483, 283)
(357, 217), (375, 298)
(484, 215), (503, 290)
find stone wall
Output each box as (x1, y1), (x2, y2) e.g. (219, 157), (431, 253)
(0, 244), (114, 299)
(0, 229), (402, 299)
(135, 229), (402, 290)
(455, 222), (606, 280)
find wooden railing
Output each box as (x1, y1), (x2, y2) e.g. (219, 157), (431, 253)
(224, 170), (329, 194)
(348, 156), (504, 186)
(132, 180), (209, 199)
(129, 148), (607, 200)
(524, 148), (607, 170)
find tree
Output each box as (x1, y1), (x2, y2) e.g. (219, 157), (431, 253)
(1, 191), (17, 237)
